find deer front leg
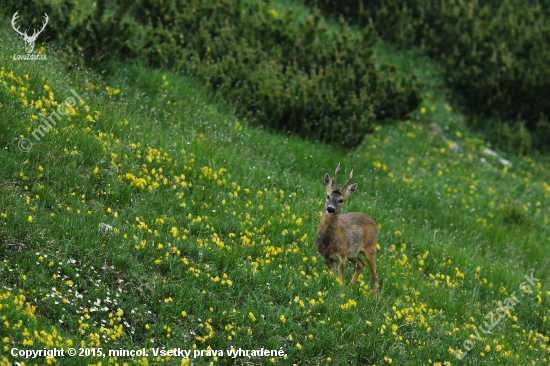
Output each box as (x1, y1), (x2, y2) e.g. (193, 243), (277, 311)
(337, 259), (346, 284)
(325, 257), (345, 285)
(348, 256), (365, 284)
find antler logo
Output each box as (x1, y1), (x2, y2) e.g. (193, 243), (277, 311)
(11, 11), (49, 54)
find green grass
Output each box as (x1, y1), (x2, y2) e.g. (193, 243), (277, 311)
(1, 4), (550, 366)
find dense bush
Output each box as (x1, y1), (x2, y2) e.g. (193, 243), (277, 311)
(306, 0), (550, 150)
(3, 0), (421, 149)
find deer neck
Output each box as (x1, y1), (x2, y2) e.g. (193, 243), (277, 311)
(320, 211), (339, 228)
(316, 212), (340, 251)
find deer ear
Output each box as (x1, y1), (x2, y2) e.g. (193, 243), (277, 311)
(323, 173), (332, 191)
(344, 183), (358, 198)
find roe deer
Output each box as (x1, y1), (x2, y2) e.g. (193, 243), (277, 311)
(315, 163), (380, 295)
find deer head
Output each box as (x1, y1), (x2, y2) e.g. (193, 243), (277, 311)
(323, 163), (358, 215)
(11, 11), (49, 54)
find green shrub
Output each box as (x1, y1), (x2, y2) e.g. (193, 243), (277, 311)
(2, 0), (421, 149)
(306, 0), (550, 150)
(485, 119), (533, 155)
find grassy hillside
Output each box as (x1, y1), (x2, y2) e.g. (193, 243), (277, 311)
(1, 4), (550, 366)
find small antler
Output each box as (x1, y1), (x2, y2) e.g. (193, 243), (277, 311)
(332, 163), (353, 191)
(340, 169), (354, 191)
(332, 163), (341, 189)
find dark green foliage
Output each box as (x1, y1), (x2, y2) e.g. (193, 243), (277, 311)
(485, 119), (533, 156)
(306, 0), (550, 150)
(501, 204), (528, 226)
(2, 0), (421, 149)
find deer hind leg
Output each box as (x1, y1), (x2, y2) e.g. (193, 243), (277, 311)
(364, 249), (380, 296)
(348, 256), (365, 284)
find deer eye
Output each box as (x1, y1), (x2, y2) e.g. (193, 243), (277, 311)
(338, 199), (344, 203)
(326, 195), (330, 200)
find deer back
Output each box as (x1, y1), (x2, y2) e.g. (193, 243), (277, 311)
(337, 212), (378, 258)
